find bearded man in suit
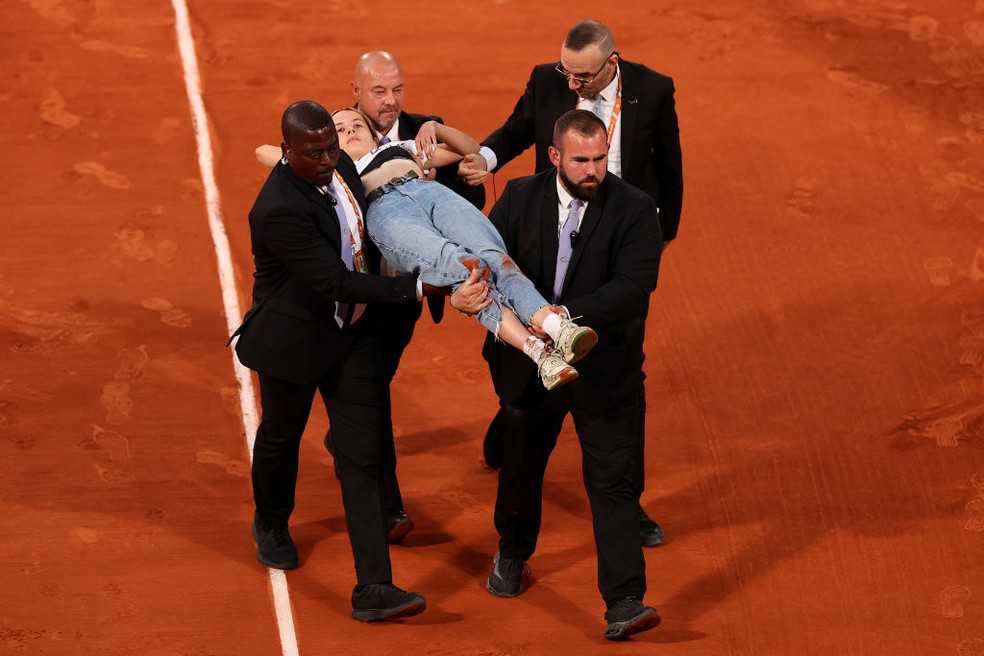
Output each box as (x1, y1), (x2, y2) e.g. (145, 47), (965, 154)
(481, 110), (662, 640)
(460, 19), (683, 547)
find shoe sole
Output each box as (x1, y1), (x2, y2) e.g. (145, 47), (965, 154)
(604, 608), (661, 640)
(543, 366), (578, 391)
(251, 523), (299, 570)
(388, 518), (414, 544)
(641, 532), (665, 547)
(563, 327), (598, 364)
(485, 578), (525, 598)
(351, 597), (426, 622)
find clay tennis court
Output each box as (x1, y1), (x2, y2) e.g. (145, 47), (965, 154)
(3, 0), (984, 654)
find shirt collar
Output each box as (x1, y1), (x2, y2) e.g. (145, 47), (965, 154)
(556, 177), (581, 210)
(379, 117), (401, 143)
(596, 64), (620, 103)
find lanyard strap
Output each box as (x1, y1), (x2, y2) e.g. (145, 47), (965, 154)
(333, 171), (368, 274)
(577, 72), (622, 145)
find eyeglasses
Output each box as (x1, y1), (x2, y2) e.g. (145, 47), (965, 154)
(554, 51), (618, 85)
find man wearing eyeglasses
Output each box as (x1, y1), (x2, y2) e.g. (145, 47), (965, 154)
(460, 18), (682, 550)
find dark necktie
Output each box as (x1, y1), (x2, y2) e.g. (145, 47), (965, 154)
(553, 199), (582, 303)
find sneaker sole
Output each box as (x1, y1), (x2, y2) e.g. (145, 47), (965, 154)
(352, 597), (427, 622)
(485, 577), (525, 598)
(604, 608), (661, 640)
(563, 327), (598, 364)
(543, 366), (578, 391)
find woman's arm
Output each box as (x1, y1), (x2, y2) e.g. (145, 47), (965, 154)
(415, 120), (480, 169)
(256, 144), (282, 169)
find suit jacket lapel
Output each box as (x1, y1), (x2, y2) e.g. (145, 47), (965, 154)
(567, 182), (606, 283)
(618, 62), (638, 181)
(539, 176), (561, 297)
(279, 162), (342, 247)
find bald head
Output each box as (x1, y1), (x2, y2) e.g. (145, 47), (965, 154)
(352, 50), (405, 133)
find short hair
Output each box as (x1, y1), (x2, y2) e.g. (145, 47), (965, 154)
(281, 100), (331, 144)
(331, 106), (380, 147)
(563, 19), (615, 54)
(552, 109), (607, 149)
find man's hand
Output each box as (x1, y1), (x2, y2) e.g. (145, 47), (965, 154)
(449, 268), (492, 315)
(458, 153), (489, 187)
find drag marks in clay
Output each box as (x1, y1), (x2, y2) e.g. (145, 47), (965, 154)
(74, 162), (130, 190)
(195, 448), (249, 478)
(965, 474), (984, 532)
(78, 40), (150, 59)
(116, 228), (156, 262)
(924, 257), (954, 287)
(23, 0), (74, 27)
(99, 346), (147, 425)
(39, 88), (79, 129)
(0, 299), (111, 356)
(939, 585), (972, 618)
(959, 639), (984, 656)
(140, 298), (192, 328)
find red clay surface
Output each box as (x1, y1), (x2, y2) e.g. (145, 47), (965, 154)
(3, 1), (984, 654)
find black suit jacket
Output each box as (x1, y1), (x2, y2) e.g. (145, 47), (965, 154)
(482, 59), (683, 241)
(233, 152), (418, 385)
(482, 169), (662, 415)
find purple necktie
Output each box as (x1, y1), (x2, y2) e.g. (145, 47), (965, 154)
(378, 135), (391, 145)
(553, 199), (582, 303)
(329, 186), (355, 328)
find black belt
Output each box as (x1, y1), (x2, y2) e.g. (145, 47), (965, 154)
(366, 170), (420, 204)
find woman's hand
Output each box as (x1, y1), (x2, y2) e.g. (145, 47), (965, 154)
(414, 121), (439, 163)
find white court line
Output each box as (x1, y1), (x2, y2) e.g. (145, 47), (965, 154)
(168, 1), (300, 654)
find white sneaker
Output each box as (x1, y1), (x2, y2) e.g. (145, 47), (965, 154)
(538, 350), (579, 390)
(553, 317), (598, 364)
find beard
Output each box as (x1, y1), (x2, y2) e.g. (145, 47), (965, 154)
(558, 166), (602, 201)
(373, 105), (400, 132)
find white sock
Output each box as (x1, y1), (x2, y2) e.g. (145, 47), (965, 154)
(522, 336), (547, 363)
(541, 312), (564, 342)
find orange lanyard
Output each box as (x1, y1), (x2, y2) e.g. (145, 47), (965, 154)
(333, 171), (368, 274)
(578, 71), (622, 145)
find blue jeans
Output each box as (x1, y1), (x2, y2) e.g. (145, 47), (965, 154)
(366, 179), (548, 335)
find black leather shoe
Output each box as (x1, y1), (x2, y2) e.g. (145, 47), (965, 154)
(638, 509), (665, 547)
(351, 583), (426, 621)
(603, 596), (661, 640)
(387, 511), (414, 543)
(251, 520), (299, 570)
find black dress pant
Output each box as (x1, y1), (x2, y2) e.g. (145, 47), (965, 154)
(251, 331), (392, 585)
(376, 298), (424, 515)
(494, 383), (648, 604)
